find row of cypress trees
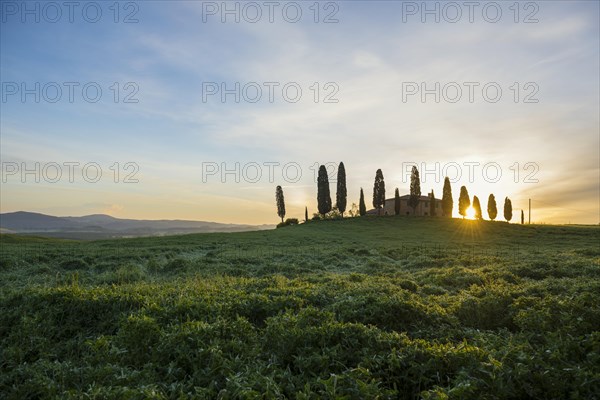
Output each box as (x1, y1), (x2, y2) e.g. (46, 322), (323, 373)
(457, 185), (514, 222)
(276, 164), (515, 222)
(371, 170), (514, 222)
(276, 163), (348, 223)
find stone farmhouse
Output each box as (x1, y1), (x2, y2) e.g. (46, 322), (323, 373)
(366, 195), (442, 216)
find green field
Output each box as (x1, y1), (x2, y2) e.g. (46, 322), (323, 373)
(1, 217), (599, 399)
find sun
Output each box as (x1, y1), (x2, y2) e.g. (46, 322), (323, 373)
(465, 206), (476, 220)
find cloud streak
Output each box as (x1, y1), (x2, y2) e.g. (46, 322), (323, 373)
(1, 1), (598, 224)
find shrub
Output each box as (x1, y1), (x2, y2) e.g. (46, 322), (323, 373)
(311, 207), (344, 221)
(276, 218), (299, 228)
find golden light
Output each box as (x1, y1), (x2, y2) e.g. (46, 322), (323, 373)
(466, 206), (476, 220)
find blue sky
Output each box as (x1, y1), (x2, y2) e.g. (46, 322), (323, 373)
(1, 1), (599, 224)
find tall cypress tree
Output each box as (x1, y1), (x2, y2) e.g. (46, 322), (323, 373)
(442, 177), (453, 217)
(305, 206), (308, 223)
(458, 186), (470, 218)
(408, 166), (421, 214)
(504, 197), (513, 222)
(336, 162), (347, 217)
(275, 185), (285, 223)
(394, 188), (401, 215)
(359, 188), (366, 216)
(521, 209), (524, 224)
(317, 165), (332, 215)
(429, 190), (436, 216)
(372, 169), (385, 215)
(472, 195), (482, 220)
(487, 194), (497, 221)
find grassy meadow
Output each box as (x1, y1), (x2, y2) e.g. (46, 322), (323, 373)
(1, 217), (599, 399)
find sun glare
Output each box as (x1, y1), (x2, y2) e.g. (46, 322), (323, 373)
(466, 206), (476, 220)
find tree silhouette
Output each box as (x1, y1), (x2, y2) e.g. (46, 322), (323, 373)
(521, 209), (525, 224)
(372, 169), (385, 216)
(458, 186), (470, 218)
(336, 162), (347, 217)
(305, 206), (308, 223)
(317, 165), (332, 215)
(275, 185), (285, 223)
(408, 166), (421, 214)
(504, 197), (513, 222)
(487, 194), (497, 221)
(472, 195), (482, 220)
(359, 188), (366, 216)
(442, 177), (453, 217)
(429, 190), (436, 216)
(394, 188), (401, 216)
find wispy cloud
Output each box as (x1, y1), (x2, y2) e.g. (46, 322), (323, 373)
(1, 1), (598, 224)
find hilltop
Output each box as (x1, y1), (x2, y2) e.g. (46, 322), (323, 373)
(1, 216), (597, 284)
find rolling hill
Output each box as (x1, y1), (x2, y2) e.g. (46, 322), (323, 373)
(1, 217), (598, 398)
(0, 211), (274, 239)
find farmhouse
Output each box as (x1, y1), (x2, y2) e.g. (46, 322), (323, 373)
(367, 195), (442, 217)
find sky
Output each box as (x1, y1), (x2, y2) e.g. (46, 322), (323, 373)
(1, 0), (599, 225)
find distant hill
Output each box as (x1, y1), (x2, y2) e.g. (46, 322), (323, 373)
(0, 211), (274, 239)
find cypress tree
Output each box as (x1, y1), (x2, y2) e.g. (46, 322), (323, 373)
(458, 186), (470, 218)
(275, 185), (285, 223)
(408, 166), (421, 214)
(336, 162), (347, 217)
(394, 188), (401, 215)
(442, 177), (453, 217)
(429, 190), (436, 216)
(359, 188), (366, 216)
(504, 197), (513, 222)
(305, 206), (308, 223)
(521, 209), (524, 224)
(487, 194), (497, 221)
(317, 165), (332, 215)
(472, 195), (482, 220)
(372, 169), (385, 215)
